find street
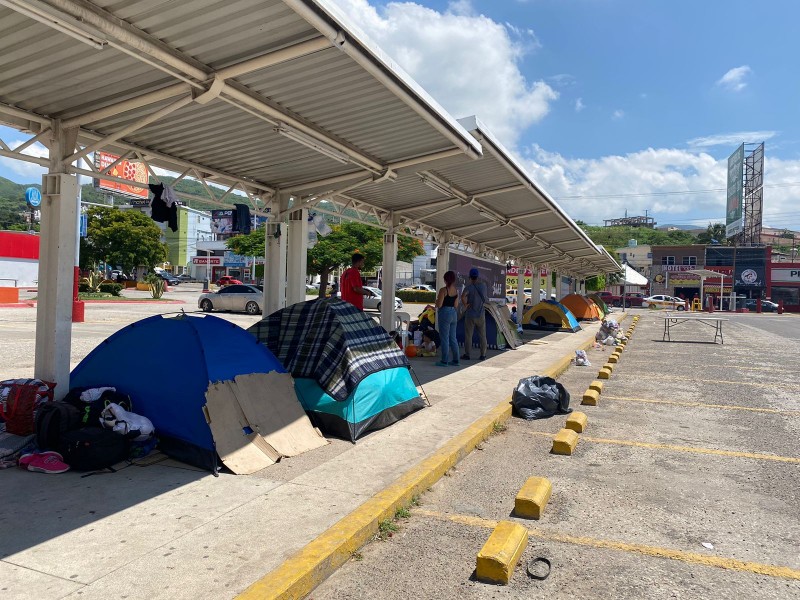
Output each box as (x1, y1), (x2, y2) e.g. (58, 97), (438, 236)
(312, 311), (800, 599)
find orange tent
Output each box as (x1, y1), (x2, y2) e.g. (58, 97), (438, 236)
(560, 294), (601, 321)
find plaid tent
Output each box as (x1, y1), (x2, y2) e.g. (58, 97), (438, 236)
(248, 299), (409, 402)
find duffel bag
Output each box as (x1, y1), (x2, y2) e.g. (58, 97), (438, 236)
(59, 427), (129, 472)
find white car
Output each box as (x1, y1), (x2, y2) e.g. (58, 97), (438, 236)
(399, 284), (435, 292)
(641, 294), (686, 310)
(363, 287), (403, 311)
(198, 284), (263, 315)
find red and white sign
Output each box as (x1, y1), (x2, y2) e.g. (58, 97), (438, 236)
(94, 151), (149, 199)
(507, 267), (548, 277)
(192, 257), (221, 265)
(662, 265), (731, 273)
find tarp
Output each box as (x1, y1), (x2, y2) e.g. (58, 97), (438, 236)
(622, 264), (649, 285)
(71, 314), (286, 471)
(248, 298), (408, 402)
(522, 300), (581, 332)
(560, 294), (601, 321)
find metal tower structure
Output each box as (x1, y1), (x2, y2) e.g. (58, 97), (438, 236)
(739, 142), (765, 246)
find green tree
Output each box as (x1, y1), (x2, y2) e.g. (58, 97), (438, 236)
(82, 206), (167, 272)
(225, 226), (266, 256)
(696, 223), (730, 246)
(308, 222), (424, 297)
(227, 221), (425, 296)
(585, 274), (606, 291)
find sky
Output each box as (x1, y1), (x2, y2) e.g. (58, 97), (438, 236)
(2, 0), (799, 231)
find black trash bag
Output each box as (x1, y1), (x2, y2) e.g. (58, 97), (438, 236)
(511, 375), (572, 420)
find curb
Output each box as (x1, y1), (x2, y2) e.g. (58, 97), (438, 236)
(237, 311), (631, 600)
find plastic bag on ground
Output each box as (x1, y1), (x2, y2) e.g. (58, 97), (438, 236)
(511, 375), (572, 420)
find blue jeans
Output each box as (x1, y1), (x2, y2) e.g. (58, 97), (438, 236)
(437, 307), (459, 363)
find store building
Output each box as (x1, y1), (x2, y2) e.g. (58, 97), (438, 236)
(0, 230), (39, 288)
(649, 244), (770, 304)
(769, 264), (800, 311)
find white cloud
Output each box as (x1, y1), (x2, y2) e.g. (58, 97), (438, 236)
(716, 65), (751, 92)
(574, 98), (585, 112)
(327, 0), (558, 146)
(519, 146), (800, 231)
(612, 109), (625, 120)
(0, 139), (49, 181)
(687, 130), (777, 149)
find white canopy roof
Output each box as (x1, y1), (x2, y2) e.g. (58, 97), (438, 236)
(622, 263), (649, 285)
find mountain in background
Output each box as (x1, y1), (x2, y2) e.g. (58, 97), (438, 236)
(0, 174), (243, 229)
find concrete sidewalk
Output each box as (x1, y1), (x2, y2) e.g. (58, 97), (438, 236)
(0, 318), (615, 600)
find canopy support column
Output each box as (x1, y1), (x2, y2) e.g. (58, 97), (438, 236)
(545, 268), (553, 300)
(435, 234), (451, 290)
(286, 208), (308, 306)
(380, 216), (398, 332)
(264, 195), (288, 315)
(35, 122), (79, 399)
(516, 266), (526, 310)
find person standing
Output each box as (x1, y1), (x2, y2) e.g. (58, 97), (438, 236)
(435, 270), (460, 366)
(340, 253), (375, 310)
(461, 267), (488, 361)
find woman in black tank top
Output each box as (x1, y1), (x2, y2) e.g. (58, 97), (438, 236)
(435, 271), (461, 366)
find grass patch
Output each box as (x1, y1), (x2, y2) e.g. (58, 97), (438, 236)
(409, 495), (420, 507)
(491, 421), (508, 435)
(395, 506), (411, 519)
(377, 519), (399, 540)
(351, 551), (363, 561)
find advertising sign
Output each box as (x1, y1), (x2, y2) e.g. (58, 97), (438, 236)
(192, 257), (222, 265)
(25, 187), (41, 207)
(506, 266), (532, 290)
(726, 144), (745, 238)
(735, 265), (765, 287)
(210, 209), (234, 236)
(94, 151), (148, 199)
(771, 269), (800, 283)
(447, 252), (506, 300)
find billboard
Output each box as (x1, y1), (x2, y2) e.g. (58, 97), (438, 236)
(447, 251), (506, 300)
(94, 151), (148, 199)
(726, 144), (744, 238)
(210, 209), (235, 236)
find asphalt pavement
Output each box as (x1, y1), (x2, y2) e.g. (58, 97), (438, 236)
(312, 310), (800, 600)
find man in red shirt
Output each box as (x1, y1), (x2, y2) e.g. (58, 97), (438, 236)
(340, 253), (375, 310)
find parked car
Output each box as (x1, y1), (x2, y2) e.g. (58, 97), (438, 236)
(337, 287), (403, 311)
(641, 294), (686, 310)
(398, 284), (436, 292)
(363, 287), (403, 311)
(198, 284), (262, 315)
(506, 289), (532, 305)
(157, 272), (180, 286)
(744, 299), (778, 312)
(216, 275), (243, 287)
(613, 293), (645, 307)
(175, 273), (195, 282)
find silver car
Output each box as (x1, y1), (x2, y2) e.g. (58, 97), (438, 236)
(198, 284), (262, 315)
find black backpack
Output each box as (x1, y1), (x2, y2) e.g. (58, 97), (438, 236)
(35, 402), (82, 451)
(58, 427), (129, 471)
(63, 388), (133, 429)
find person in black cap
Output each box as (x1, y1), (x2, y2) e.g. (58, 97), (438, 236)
(461, 267), (488, 361)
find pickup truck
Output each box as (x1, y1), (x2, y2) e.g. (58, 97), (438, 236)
(597, 291), (646, 307)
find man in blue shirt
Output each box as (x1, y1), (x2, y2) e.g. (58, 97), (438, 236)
(461, 267), (488, 361)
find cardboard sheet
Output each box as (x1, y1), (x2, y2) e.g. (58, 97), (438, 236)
(203, 373), (327, 474)
(204, 382), (278, 474)
(233, 372), (328, 457)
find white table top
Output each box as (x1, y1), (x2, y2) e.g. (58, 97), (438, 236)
(663, 313), (728, 322)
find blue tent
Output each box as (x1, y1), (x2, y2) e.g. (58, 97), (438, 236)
(293, 368), (422, 441)
(70, 314), (285, 471)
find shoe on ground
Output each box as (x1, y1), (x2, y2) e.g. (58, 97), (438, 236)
(26, 453), (70, 474)
(479, 355), (486, 361)
(19, 451), (64, 469)
(448, 361), (460, 366)
(461, 354), (471, 360)
(435, 361), (449, 367)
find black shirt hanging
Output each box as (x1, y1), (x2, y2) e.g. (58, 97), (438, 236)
(233, 203), (251, 234)
(149, 183), (178, 232)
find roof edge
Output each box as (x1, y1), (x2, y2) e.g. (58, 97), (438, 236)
(288, 0), (482, 159)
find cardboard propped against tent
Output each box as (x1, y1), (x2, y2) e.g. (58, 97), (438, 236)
(204, 382), (278, 475)
(232, 372), (327, 457)
(486, 303), (521, 349)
